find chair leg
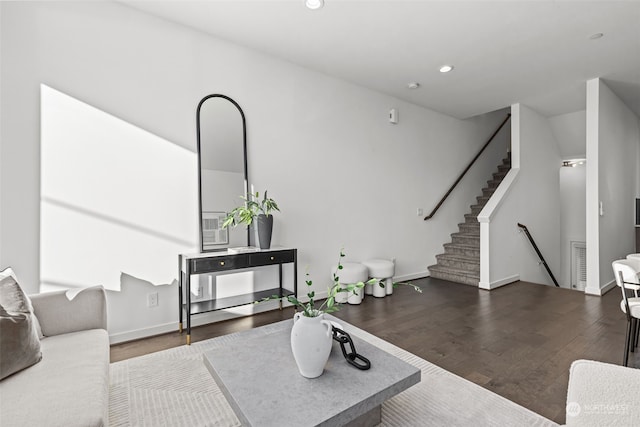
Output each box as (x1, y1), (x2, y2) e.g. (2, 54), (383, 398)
(624, 320), (632, 367)
(635, 318), (639, 349)
(632, 318), (637, 353)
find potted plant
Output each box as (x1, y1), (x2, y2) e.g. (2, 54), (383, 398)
(286, 250), (372, 378)
(284, 251), (422, 317)
(259, 250), (422, 378)
(222, 191), (279, 249)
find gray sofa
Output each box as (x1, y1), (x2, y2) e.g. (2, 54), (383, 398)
(0, 286), (109, 427)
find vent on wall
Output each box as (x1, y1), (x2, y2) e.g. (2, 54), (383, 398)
(571, 241), (587, 290)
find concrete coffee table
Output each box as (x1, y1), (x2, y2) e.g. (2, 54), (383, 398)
(203, 315), (420, 427)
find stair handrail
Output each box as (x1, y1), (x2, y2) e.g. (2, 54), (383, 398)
(424, 114), (511, 220)
(517, 223), (560, 287)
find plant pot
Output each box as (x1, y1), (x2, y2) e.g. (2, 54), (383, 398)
(290, 312), (333, 378)
(256, 214), (273, 249)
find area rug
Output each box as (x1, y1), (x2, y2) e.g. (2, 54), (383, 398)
(109, 321), (558, 427)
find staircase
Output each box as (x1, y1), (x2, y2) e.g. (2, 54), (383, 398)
(427, 153), (511, 286)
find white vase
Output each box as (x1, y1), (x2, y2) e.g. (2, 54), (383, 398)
(290, 312), (333, 378)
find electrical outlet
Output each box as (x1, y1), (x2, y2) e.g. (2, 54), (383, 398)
(147, 292), (158, 308)
(417, 208), (424, 216)
(197, 285), (204, 298)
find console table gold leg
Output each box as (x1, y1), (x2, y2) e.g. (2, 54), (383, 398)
(186, 334), (191, 345)
(179, 322), (183, 333)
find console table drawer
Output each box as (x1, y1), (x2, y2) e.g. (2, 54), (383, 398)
(249, 250), (295, 267)
(191, 255), (249, 273)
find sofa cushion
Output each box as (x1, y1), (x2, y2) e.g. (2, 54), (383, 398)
(31, 286), (107, 336)
(0, 268), (42, 380)
(566, 359), (640, 426)
(0, 267), (43, 337)
(0, 329), (110, 427)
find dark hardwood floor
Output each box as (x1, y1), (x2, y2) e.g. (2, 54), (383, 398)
(110, 277), (635, 425)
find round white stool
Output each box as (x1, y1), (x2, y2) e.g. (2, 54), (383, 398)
(331, 262), (367, 305)
(362, 259), (395, 298)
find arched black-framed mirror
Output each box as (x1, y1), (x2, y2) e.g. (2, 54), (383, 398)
(196, 94), (249, 252)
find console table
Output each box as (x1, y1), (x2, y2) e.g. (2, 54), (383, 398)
(178, 247), (297, 344)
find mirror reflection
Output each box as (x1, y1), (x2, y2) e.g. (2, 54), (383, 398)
(197, 94), (249, 252)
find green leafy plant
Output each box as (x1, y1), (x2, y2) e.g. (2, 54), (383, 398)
(385, 279), (423, 294)
(289, 250), (373, 317)
(222, 191), (280, 228)
(258, 250), (422, 317)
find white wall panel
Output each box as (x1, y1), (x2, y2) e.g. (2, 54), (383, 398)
(1, 1), (508, 340)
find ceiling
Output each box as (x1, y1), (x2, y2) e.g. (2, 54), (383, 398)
(120, 0), (640, 119)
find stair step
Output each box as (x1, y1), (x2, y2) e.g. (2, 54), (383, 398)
(464, 213), (478, 223)
(458, 222), (479, 233)
(435, 253), (480, 272)
(443, 242), (480, 258)
(453, 229), (480, 237)
(427, 264), (479, 286)
(482, 187), (495, 197)
(476, 195), (490, 205)
(493, 171), (508, 181)
(451, 232), (479, 246)
(431, 152), (510, 289)
(470, 204), (485, 215)
(487, 179), (503, 188)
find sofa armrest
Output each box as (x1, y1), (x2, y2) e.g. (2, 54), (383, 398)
(566, 359), (640, 426)
(30, 286), (107, 337)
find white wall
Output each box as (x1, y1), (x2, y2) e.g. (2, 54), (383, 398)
(585, 78), (639, 294)
(40, 84), (198, 294)
(1, 1), (508, 342)
(550, 110), (587, 289)
(549, 110), (586, 159)
(481, 104), (562, 288)
(559, 164), (586, 288)
(585, 80), (600, 295)
(0, 1), (3, 265)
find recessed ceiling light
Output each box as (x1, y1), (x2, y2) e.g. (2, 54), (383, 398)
(305, 0), (324, 10)
(407, 82), (420, 89)
(439, 65), (454, 73)
(589, 33), (604, 40)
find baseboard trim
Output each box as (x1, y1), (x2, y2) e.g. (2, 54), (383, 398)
(108, 290), (332, 344)
(394, 271), (429, 282)
(109, 322), (177, 345)
(109, 274), (428, 344)
(600, 280), (616, 295)
(479, 274), (519, 290)
(585, 279), (616, 296)
(109, 303), (277, 344)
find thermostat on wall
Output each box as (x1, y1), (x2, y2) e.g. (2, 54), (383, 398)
(389, 108), (398, 124)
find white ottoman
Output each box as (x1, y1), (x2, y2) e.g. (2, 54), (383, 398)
(332, 262), (367, 305)
(362, 259), (395, 298)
